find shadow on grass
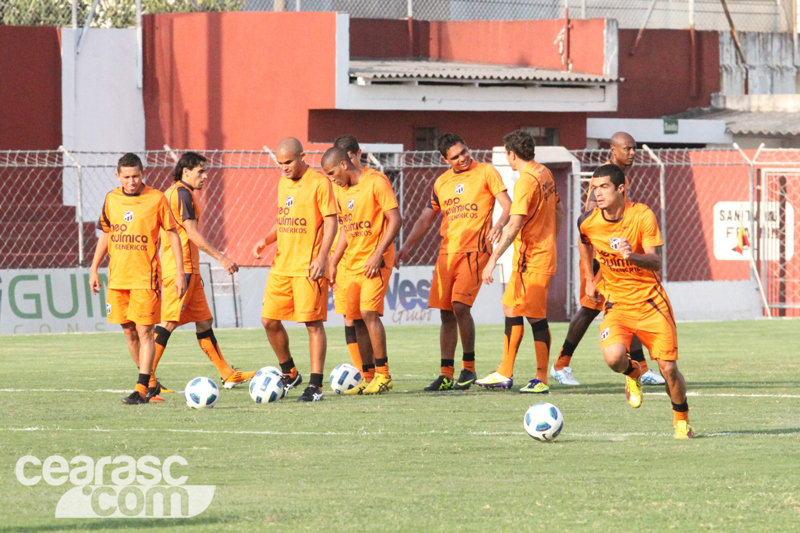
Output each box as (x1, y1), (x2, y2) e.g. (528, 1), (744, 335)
(0, 515), (236, 532)
(699, 427), (800, 438)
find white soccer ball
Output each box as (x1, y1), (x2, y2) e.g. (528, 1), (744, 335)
(184, 377), (219, 409)
(249, 372), (284, 404)
(524, 402), (564, 442)
(329, 364), (362, 394)
(253, 366), (285, 399)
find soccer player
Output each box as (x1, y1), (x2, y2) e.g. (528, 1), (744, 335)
(89, 153), (187, 404)
(578, 164), (693, 438)
(397, 133), (512, 391)
(147, 152), (256, 401)
(552, 132), (666, 387)
(476, 130), (563, 393)
(253, 137), (338, 402)
(330, 134), (376, 389)
(322, 147), (402, 394)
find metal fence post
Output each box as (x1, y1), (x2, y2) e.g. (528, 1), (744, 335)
(642, 144), (667, 282)
(59, 146), (84, 267)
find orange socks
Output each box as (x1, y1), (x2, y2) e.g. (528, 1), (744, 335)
(462, 352), (475, 373)
(554, 340), (577, 371)
(375, 358), (390, 377)
(623, 360), (642, 379)
(362, 364), (375, 382)
(497, 317), (524, 377)
(345, 326), (363, 370)
(630, 348), (650, 373)
(196, 329), (234, 380)
(150, 326), (171, 387)
(440, 359), (455, 380)
(672, 401), (690, 423)
(530, 319), (551, 383)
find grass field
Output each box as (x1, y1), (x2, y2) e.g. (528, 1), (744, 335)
(1, 320), (799, 532)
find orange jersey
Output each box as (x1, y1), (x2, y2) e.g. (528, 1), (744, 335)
(271, 167), (337, 277)
(161, 180), (201, 278)
(98, 185), (175, 290)
(510, 161), (559, 275)
(578, 202), (664, 305)
(429, 161), (506, 254)
(337, 168), (398, 271)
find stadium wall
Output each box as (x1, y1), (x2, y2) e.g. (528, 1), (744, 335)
(0, 26), (61, 150)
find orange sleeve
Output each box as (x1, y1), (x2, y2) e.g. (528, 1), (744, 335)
(429, 181), (441, 211)
(159, 195), (176, 231)
(374, 176), (399, 211)
(510, 174), (538, 217)
(486, 165), (507, 196)
(640, 208), (664, 248)
(98, 196), (111, 233)
(317, 178), (338, 217)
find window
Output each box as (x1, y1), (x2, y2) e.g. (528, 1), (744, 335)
(522, 127), (560, 146)
(414, 127), (439, 151)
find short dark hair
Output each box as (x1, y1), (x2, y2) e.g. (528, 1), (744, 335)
(333, 134), (360, 154)
(503, 130), (536, 161)
(117, 152), (143, 173)
(321, 146), (352, 168)
(173, 151), (207, 181)
(437, 133), (466, 157)
(593, 163), (626, 188)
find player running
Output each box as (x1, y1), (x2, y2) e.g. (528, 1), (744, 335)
(552, 132), (665, 387)
(578, 164), (693, 438)
(253, 137), (338, 402)
(477, 130), (563, 393)
(397, 133), (512, 391)
(147, 152), (255, 402)
(89, 153), (187, 404)
(322, 146), (402, 394)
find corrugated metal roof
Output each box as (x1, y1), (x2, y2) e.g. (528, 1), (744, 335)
(669, 107), (800, 136)
(349, 59), (617, 85)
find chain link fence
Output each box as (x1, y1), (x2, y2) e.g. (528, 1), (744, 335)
(1, 0), (788, 32)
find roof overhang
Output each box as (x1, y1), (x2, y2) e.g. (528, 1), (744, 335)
(587, 117), (732, 144)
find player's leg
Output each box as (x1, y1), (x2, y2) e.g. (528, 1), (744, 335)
(299, 319), (326, 402)
(150, 274), (185, 394)
(450, 252), (488, 390)
(519, 318), (551, 394)
(631, 335), (666, 385)
(121, 321), (141, 367)
(353, 319), (375, 378)
(599, 311), (642, 408)
(262, 274), (303, 392)
(337, 270), (363, 373)
(360, 310), (393, 395)
(451, 301), (477, 388)
(121, 289), (161, 405)
(148, 320), (177, 402)
(351, 269), (390, 395)
(425, 256), (456, 391)
(477, 306), (520, 390)
(552, 306), (600, 385)
(195, 318), (256, 389)
(295, 277), (329, 402)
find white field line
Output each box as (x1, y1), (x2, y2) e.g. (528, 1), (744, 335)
(1, 389), (800, 399)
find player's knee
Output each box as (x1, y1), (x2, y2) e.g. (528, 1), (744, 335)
(195, 319), (212, 332)
(161, 321), (179, 333)
(452, 301), (472, 319)
(602, 345), (628, 369)
(440, 310), (456, 325)
(305, 320), (325, 335)
(361, 310), (380, 323)
(262, 317), (280, 331)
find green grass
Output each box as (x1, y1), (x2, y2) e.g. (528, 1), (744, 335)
(1, 320), (799, 532)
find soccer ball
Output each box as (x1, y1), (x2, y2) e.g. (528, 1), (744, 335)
(329, 363), (362, 394)
(524, 402), (564, 442)
(249, 372), (284, 403)
(254, 365), (282, 381)
(184, 377), (219, 409)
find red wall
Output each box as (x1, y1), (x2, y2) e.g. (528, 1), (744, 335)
(144, 11), (338, 150)
(308, 110), (587, 150)
(0, 27), (61, 150)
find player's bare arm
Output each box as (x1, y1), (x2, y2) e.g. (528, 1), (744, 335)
(481, 214), (524, 284)
(579, 239), (601, 302)
(329, 228), (349, 289)
(308, 214), (338, 281)
(166, 228), (188, 298)
(486, 190), (512, 244)
(89, 232), (109, 295)
(183, 218), (238, 274)
(364, 207), (402, 278)
(253, 225), (277, 259)
(619, 240), (662, 271)
(395, 206), (437, 267)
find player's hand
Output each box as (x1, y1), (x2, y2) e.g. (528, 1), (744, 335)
(219, 254), (239, 275)
(394, 248), (407, 269)
(328, 262), (338, 286)
(89, 270), (102, 295)
(585, 277), (601, 303)
(308, 255), (327, 281)
(487, 224), (503, 245)
(363, 253), (382, 279)
(175, 275), (188, 299)
(481, 258), (497, 285)
(253, 238), (267, 259)
(618, 237), (632, 260)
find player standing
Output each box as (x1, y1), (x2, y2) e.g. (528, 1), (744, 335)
(578, 164), (693, 438)
(397, 133), (512, 391)
(477, 130), (563, 393)
(89, 153), (187, 404)
(147, 152), (256, 401)
(322, 147), (402, 394)
(253, 138), (338, 402)
(552, 132), (665, 387)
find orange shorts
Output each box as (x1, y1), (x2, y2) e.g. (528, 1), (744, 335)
(502, 270), (551, 318)
(332, 265), (348, 315)
(344, 264), (392, 320)
(106, 288), (161, 325)
(262, 273), (328, 323)
(428, 252), (489, 310)
(162, 273), (213, 325)
(580, 261), (605, 311)
(599, 292), (678, 360)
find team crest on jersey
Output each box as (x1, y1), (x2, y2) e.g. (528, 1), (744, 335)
(285, 196), (294, 208)
(601, 328), (610, 340)
(455, 184), (465, 194)
(123, 211), (134, 223)
(609, 238), (621, 250)
(348, 199), (355, 211)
